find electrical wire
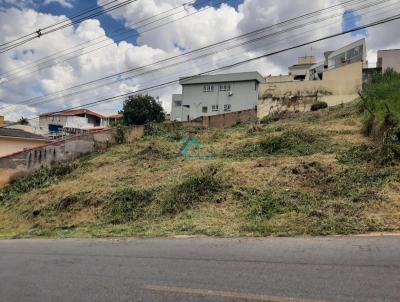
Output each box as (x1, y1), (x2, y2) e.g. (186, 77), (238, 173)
(0, 0), (138, 53)
(0, 0), (394, 112)
(7, 10), (400, 126)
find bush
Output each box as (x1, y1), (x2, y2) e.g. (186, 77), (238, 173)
(115, 124), (126, 144)
(104, 188), (154, 224)
(260, 111), (289, 124)
(259, 130), (329, 156)
(360, 69), (400, 141)
(121, 95), (165, 126)
(0, 163), (77, 204)
(160, 165), (225, 214)
(310, 101), (328, 112)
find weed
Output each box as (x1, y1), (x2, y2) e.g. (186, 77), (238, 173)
(310, 101), (328, 112)
(258, 130), (330, 156)
(103, 188), (154, 224)
(160, 165), (225, 214)
(0, 163), (77, 204)
(338, 144), (400, 165)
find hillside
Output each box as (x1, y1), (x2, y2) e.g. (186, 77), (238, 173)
(1, 102), (400, 239)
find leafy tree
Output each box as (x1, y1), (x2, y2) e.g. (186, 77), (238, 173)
(121, 95), (165, 125)
(18, 117), (29, 125)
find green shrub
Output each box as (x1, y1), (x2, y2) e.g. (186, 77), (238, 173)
(249, 191), (321, 221)
(310, 101), (328, 112)
(0, 163), (77, 204)
(104, 188), (154, 224)
(360, 69), (400, 141)
(259, 130), (329, 156)
(260, 111), (289, 124)
(160, 165), (225, 214)
(338, 143), (400, 166)
(115, 124), (126, 144)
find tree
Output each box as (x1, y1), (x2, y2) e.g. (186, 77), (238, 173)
(121, 95), (165, 125)
(18, 117), (29, 125)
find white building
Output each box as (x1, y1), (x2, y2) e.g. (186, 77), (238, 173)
(171, 72), (265, 121)
(377, 49), (400, 72)
(39, 109), (122, 135)
(308, 38), (367, 80)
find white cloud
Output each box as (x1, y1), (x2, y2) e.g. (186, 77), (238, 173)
(1, 0), (400, 121)
(43, 0), (74, 8)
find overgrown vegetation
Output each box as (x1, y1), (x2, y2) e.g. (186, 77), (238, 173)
(310, 101), (328, 112)
(121, 94), (165, 125)
(1, 100), (400, 239)
(0, 163), (78, 204)
(160, 165), (225, 215)
(104, 188), (154, 224)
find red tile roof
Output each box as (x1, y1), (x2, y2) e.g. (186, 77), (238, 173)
(40, 109), (106, 119)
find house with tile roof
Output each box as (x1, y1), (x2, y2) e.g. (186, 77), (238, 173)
(0, 128), (49, 158)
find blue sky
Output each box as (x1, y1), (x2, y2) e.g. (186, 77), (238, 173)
(1, 0), (244, 45)
(342, 9), (368, 37)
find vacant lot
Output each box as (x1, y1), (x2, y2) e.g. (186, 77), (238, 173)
(1, 102), (400, 239)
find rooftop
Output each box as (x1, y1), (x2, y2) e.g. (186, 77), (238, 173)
(0, 128), (48, 141)
(179, 72), (265, 85)
(40, 109), (106, 119)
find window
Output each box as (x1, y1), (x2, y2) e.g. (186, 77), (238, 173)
(212, 105), (219, 112)
(203, 84), (214, 92)
(224, 104), (231, 112)
(219, 84), (231, 91)
(174, 101), (182, 107)
(202, 106), (208, 113)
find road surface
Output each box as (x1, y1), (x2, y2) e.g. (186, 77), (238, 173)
(0, 236), (399, 302)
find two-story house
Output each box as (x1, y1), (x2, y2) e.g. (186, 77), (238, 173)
(171, 72), (265, 121)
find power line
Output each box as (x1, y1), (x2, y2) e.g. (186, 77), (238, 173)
(0, 0), (138, 53)
(0, 0), (393, 112)
(0, 0), (215, 83)
(9, 10), (400, 126)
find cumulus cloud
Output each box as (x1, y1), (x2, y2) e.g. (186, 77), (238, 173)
(1, 0), (400, 121)
(43, 0), (74, 8)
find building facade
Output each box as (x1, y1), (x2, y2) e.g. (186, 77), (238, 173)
(171, 72), (265, 121)
(0, 128), (49, 158)
(39, 109), (121, 135)
(377, 49), (400, 72)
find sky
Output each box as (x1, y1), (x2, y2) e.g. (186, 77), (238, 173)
(0, 0), (400, 122)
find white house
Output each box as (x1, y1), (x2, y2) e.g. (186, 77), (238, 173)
(377, 49), (400, 72)
(308, 38), (367, 80)
(171, 72), (265, 121)
(39, 109), (122, 135)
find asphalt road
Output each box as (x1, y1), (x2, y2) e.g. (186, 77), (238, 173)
(0, 236), (399, 302)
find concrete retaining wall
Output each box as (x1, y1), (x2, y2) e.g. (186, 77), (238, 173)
(179, 109), (257, 129)
(0, 126), (144, 187)
(258, 62), (362, 119)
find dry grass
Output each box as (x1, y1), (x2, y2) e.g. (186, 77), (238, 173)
(1, 102), (400, 238)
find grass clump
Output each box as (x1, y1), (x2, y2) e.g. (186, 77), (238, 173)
(246, 190), (372, 236)
(259, 129), (330, 156)
(310, 101), (328, 112)
(0, 163), (77, 204)
(103, 188), (154, 224)
(338, 144), (400, 165)
(160, 165), (225, 214)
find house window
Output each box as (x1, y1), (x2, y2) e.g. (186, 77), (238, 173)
(202, 106), (208, 113)
(203, 84), (214, 92)
(174, 101), (182, 107)
(212, 105), (219, 112)
(219, 84), (231, 91)
(224, 104), (231, 112)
